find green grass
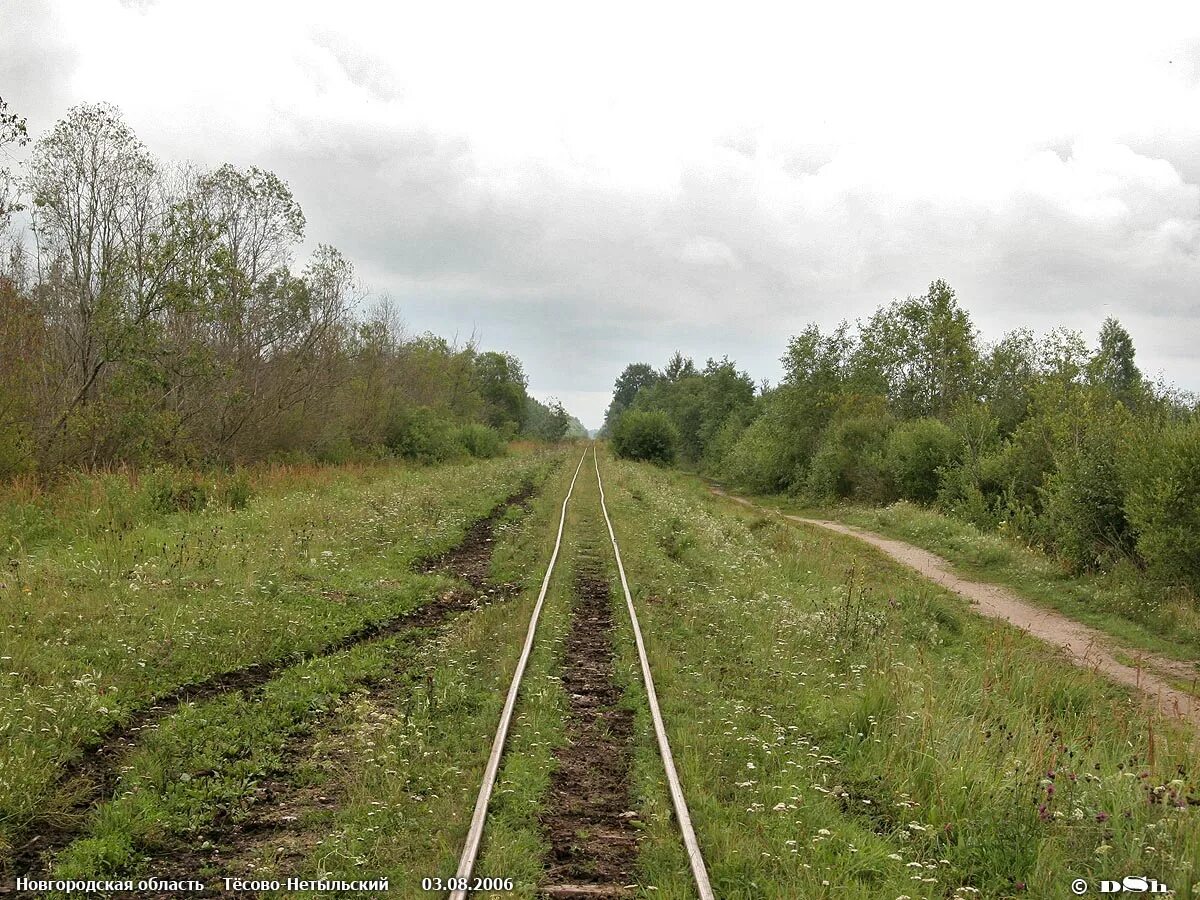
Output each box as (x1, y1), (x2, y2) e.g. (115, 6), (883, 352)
(0, 452), (558, 867)
(760, 497), (1200, 663)
(274, 450), (592, 895)
(603, 460), (1200, 898)
(8, 452), (1200, 898)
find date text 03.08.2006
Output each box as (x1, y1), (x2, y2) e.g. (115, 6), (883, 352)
(422, 876), (514, 893)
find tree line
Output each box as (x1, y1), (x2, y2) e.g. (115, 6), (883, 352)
(605, 279), (1200, 595)
(0, 98), (578, 478)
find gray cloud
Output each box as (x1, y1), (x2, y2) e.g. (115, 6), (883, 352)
(5, 2), (1200, 427)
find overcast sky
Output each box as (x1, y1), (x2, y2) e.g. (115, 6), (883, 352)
(4, 1), (1200, 427)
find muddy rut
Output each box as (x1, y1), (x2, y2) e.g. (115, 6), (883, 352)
(4, 482), (534, 885)
(539, 556), (639, 900)
(713, 486), (1200, 729)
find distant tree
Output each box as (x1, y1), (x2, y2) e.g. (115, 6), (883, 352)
(607, 362), (658, 411)
(853, 279), (980, 418)
(981, 328), (1038, 435)
(1037, 327), (1089, 384)
(475, 351), (528, 433)
(664, 351), (697, 382)
(523, 395), (570, 441)
(1088, 317), (1142, 406)
(0, 95), (29, 231)
(611, 409), (677, 464)
(26, 103), (167, 459)
(541, 398), (570, 441)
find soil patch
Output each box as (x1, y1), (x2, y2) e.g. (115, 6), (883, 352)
(4, 481), (535, 886)
(539, 562), (639, 899)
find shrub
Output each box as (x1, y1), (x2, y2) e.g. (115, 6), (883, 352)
(384, 407), (460, 462)
(219, 470), (252, 510)
(885, 418), (960, 503)
(805, 415), (895, 503)
(936, 449), (1008, 529)
(611, 410), (678, 464)
(1125, 417), (1200, 593)
(1038, 398), (1137, 571)
(142, 466), (209, 514)
(718, 411), (796, 494)
(455, 423), (505, 458)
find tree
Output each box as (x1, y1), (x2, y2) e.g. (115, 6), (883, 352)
(853, 279), (980, 418)
(475, 351), (528, 433)
(0, 100), (582, 473)
(664, 351), (697, 382)
(611, 409), (677, 464)
(538, 398), (571, 441)
(981, 328), (1038, 435)
(1089, 317), (1142, 406)
(885, 418), (960, 503)
(26, 103), (166, 460)
(0, 95), (29, 233)
(603, 362), (660, 431)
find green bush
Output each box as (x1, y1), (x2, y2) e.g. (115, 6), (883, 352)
(936, 449), (1008, 529)
(1125, 417), (1200, 592)
(143, 466), (209, 514)
(455, 423), (505, 458)
(1037, 398), (1136, 571)
(219, 470), (252, 510)
(384, 407), (460, 463)
(611, 410), (678, 464)
(718, 411), (796, 494)
(805, 415), (895, 503)
(885, 418), (960, 503)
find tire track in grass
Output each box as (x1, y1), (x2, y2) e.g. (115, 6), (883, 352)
(5, 482), (536, 883)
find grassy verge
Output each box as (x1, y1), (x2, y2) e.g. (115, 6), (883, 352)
(191, 450), (586, 895)
(751, 495), (1200, 663)
(0, 451), (557, 869)
(606, 459), (1198, 899)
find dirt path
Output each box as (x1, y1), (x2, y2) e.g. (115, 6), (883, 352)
(539, 558), (639, 899)
(713, 488), (1200, 729)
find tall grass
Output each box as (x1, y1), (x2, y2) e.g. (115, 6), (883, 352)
(605, 460), (1199, 898)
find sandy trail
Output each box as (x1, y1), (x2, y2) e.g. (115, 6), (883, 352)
(713, 488), (1200, 729)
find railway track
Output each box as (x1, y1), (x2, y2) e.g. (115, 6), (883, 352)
(449, 445), (714, 900)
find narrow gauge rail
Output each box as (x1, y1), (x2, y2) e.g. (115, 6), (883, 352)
(449, 445), (713, 900)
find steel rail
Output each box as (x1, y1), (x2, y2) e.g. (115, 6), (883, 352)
(592, 446), (715, 900)
(449, 446), (589, 900)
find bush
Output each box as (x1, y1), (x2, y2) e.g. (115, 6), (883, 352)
(455, 423), (505, 458)
(1125, 418), (1200, 593)
(611, 410), (678, 464)
(219, 470), (252, 510)
(805, 415), (895, 503)
(936, 449), (1008, 529)
(1038, 398), (1136, 571)
(718, 410), (796, 494)
(142, 466), (209, 514)
(384, 407), (460, 463)
(885, 418), (960, 503)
